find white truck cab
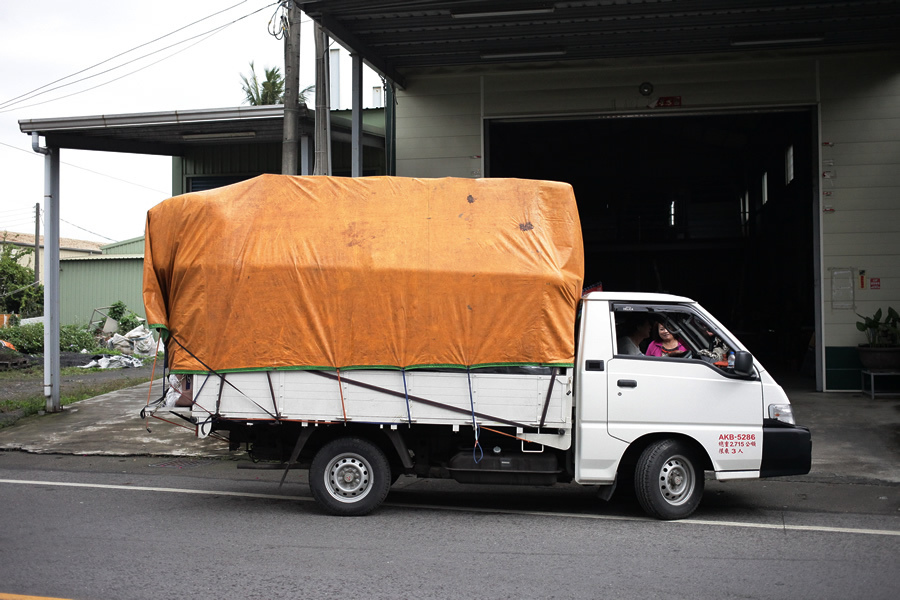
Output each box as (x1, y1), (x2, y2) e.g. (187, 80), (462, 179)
(574, 292), (810, 518)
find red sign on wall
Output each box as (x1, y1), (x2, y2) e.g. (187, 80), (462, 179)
(870, 277), (881, 289)
(656, 96), (682, 107)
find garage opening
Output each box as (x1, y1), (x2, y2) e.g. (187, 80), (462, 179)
(487, 110), (817, 377)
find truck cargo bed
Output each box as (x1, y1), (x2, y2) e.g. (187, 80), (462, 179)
(191, 368), (572, 439)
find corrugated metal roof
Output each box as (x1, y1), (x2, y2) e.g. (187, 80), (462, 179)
(19, 106), (385, 156)
(60, 254), (144, 261)
(1, 230), (103, 253)
(299, 0), (900, 87)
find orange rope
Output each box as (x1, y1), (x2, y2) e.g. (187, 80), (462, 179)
(336, 368), (348, 422)
(145, 335), (162, 407)
(143, 336), (163, 430)
(481, 426), (532, 444)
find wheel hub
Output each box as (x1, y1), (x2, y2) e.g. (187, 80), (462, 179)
(326, 454), (372, 501)
(659, 456), (694, 505)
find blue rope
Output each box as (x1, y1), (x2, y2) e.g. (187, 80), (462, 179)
(467, 367), (482, 464)
(401, 368), (412, 426)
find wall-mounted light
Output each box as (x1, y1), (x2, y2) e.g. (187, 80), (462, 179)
(730, 37), (824, 47)
(480, 49), (566, 60)
(452, 7), (555, 19)
(639, 82), (654, 96)
(182, 131), (256, 141)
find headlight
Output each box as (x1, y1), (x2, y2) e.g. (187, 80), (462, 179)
(768, 403), (795, 425)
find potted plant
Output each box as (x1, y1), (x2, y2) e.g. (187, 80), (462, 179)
(856, 307), (900, 370)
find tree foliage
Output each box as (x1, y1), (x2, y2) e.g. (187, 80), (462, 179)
(240, 61), (285, 105)
(0, 242), (42, 317)
(240, 61), (314, 105)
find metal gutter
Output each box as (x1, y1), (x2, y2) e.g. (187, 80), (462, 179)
(19, 105), (288, 133)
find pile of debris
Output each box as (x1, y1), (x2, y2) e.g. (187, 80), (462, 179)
(0, 345), (27, 371)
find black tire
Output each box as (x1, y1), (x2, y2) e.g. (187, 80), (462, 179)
(389, 466), (402, 486)
(634, 439), (704, 520)
(309, 437), (391, 516)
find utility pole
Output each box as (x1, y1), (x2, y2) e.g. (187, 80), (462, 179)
(33, 203), (40, 283)
(313, 23), (331, 175)
(281, 1), (301, 175)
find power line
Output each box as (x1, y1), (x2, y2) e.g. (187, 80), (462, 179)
(2, 209), (116, 243)
(0, 1), (280, 113)
(0, 220), (37, 231)
(0, 207), (36, 218)
(58, 217), (117, 243)
(0, 141), (169, 195)
(0, 0), (256, 110)
(1, 24), (231, 112)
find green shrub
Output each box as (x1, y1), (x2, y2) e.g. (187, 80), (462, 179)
(1, 323), (43, 353)
(106, 300), (143, 335)
(117, 312), (142, 334)
(107, 301), (127, 321)
(0, 323), (102, 354)
(61, 324), (100, 352)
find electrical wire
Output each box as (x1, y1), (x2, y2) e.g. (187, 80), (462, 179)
(0, 221), (37, 231)
(0, 141), (169, 195)
(0, 1), (280, 113)
(268, 1), (290, 40)
(58, 217), (117, 242)
(0, 207), (36, 217)
(0, 1), (258, 110)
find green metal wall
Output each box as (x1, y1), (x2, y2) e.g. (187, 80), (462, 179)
(101, 236), (145, 255)
(59, 257), (145, 327)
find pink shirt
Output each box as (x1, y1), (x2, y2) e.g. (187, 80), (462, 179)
(646, 340), (687, 357)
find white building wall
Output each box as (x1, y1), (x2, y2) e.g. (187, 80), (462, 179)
(395, 74), (483, 178)
(819, 53), (900, 347)
(393, 50), (900, 387)
(396, 56), (820, 178)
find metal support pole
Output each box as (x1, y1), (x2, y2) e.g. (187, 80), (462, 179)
(42, 145), (61, 412)
(351, 54), (363, 177)
(300, 134), (311, 175)
(385, 81), (396, 176)
(33, 203), (40, 282)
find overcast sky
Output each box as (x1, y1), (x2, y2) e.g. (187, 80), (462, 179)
(0, 1), (351, 244)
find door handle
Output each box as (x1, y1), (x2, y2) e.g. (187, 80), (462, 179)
(617, 379), (638, 388)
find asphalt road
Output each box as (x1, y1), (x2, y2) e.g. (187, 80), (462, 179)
(0, 453), (897, 600)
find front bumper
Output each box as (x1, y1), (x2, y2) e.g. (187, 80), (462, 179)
(761, 419), (812, 477)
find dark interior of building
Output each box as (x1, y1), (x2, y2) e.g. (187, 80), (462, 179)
(488, 110), (816, 376)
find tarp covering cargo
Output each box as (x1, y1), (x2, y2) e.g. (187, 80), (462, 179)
(143, 175), (584, 373)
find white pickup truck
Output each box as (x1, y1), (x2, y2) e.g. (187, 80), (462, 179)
(156, 291), (810, 520)
(142, 175), (810, 520)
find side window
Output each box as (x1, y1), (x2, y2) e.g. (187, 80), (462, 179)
(613, 307), (654, 356)
(614, 305), (735, 365)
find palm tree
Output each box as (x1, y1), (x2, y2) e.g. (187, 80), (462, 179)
(240, 61), (314, 106)
(240, 62), (285, 105)
(299, 84), (315, 104)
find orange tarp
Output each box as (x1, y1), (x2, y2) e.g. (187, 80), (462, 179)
(143, 175), (584, 372)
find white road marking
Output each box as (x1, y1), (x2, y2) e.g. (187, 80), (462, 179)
(1, 478), (897, 537)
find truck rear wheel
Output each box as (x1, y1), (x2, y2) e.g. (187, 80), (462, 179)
(634, 439), (704, 520)
(310, 437), (391, 516)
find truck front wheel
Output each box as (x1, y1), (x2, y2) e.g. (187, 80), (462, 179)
(310, 437), (391, 516)
(634, 439), (704, 520)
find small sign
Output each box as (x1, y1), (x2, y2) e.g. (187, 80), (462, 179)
(870, 277), (881, 289)
(656, 96), (682, 107)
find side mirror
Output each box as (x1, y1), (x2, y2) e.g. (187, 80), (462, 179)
(733, 350), (754, 377)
